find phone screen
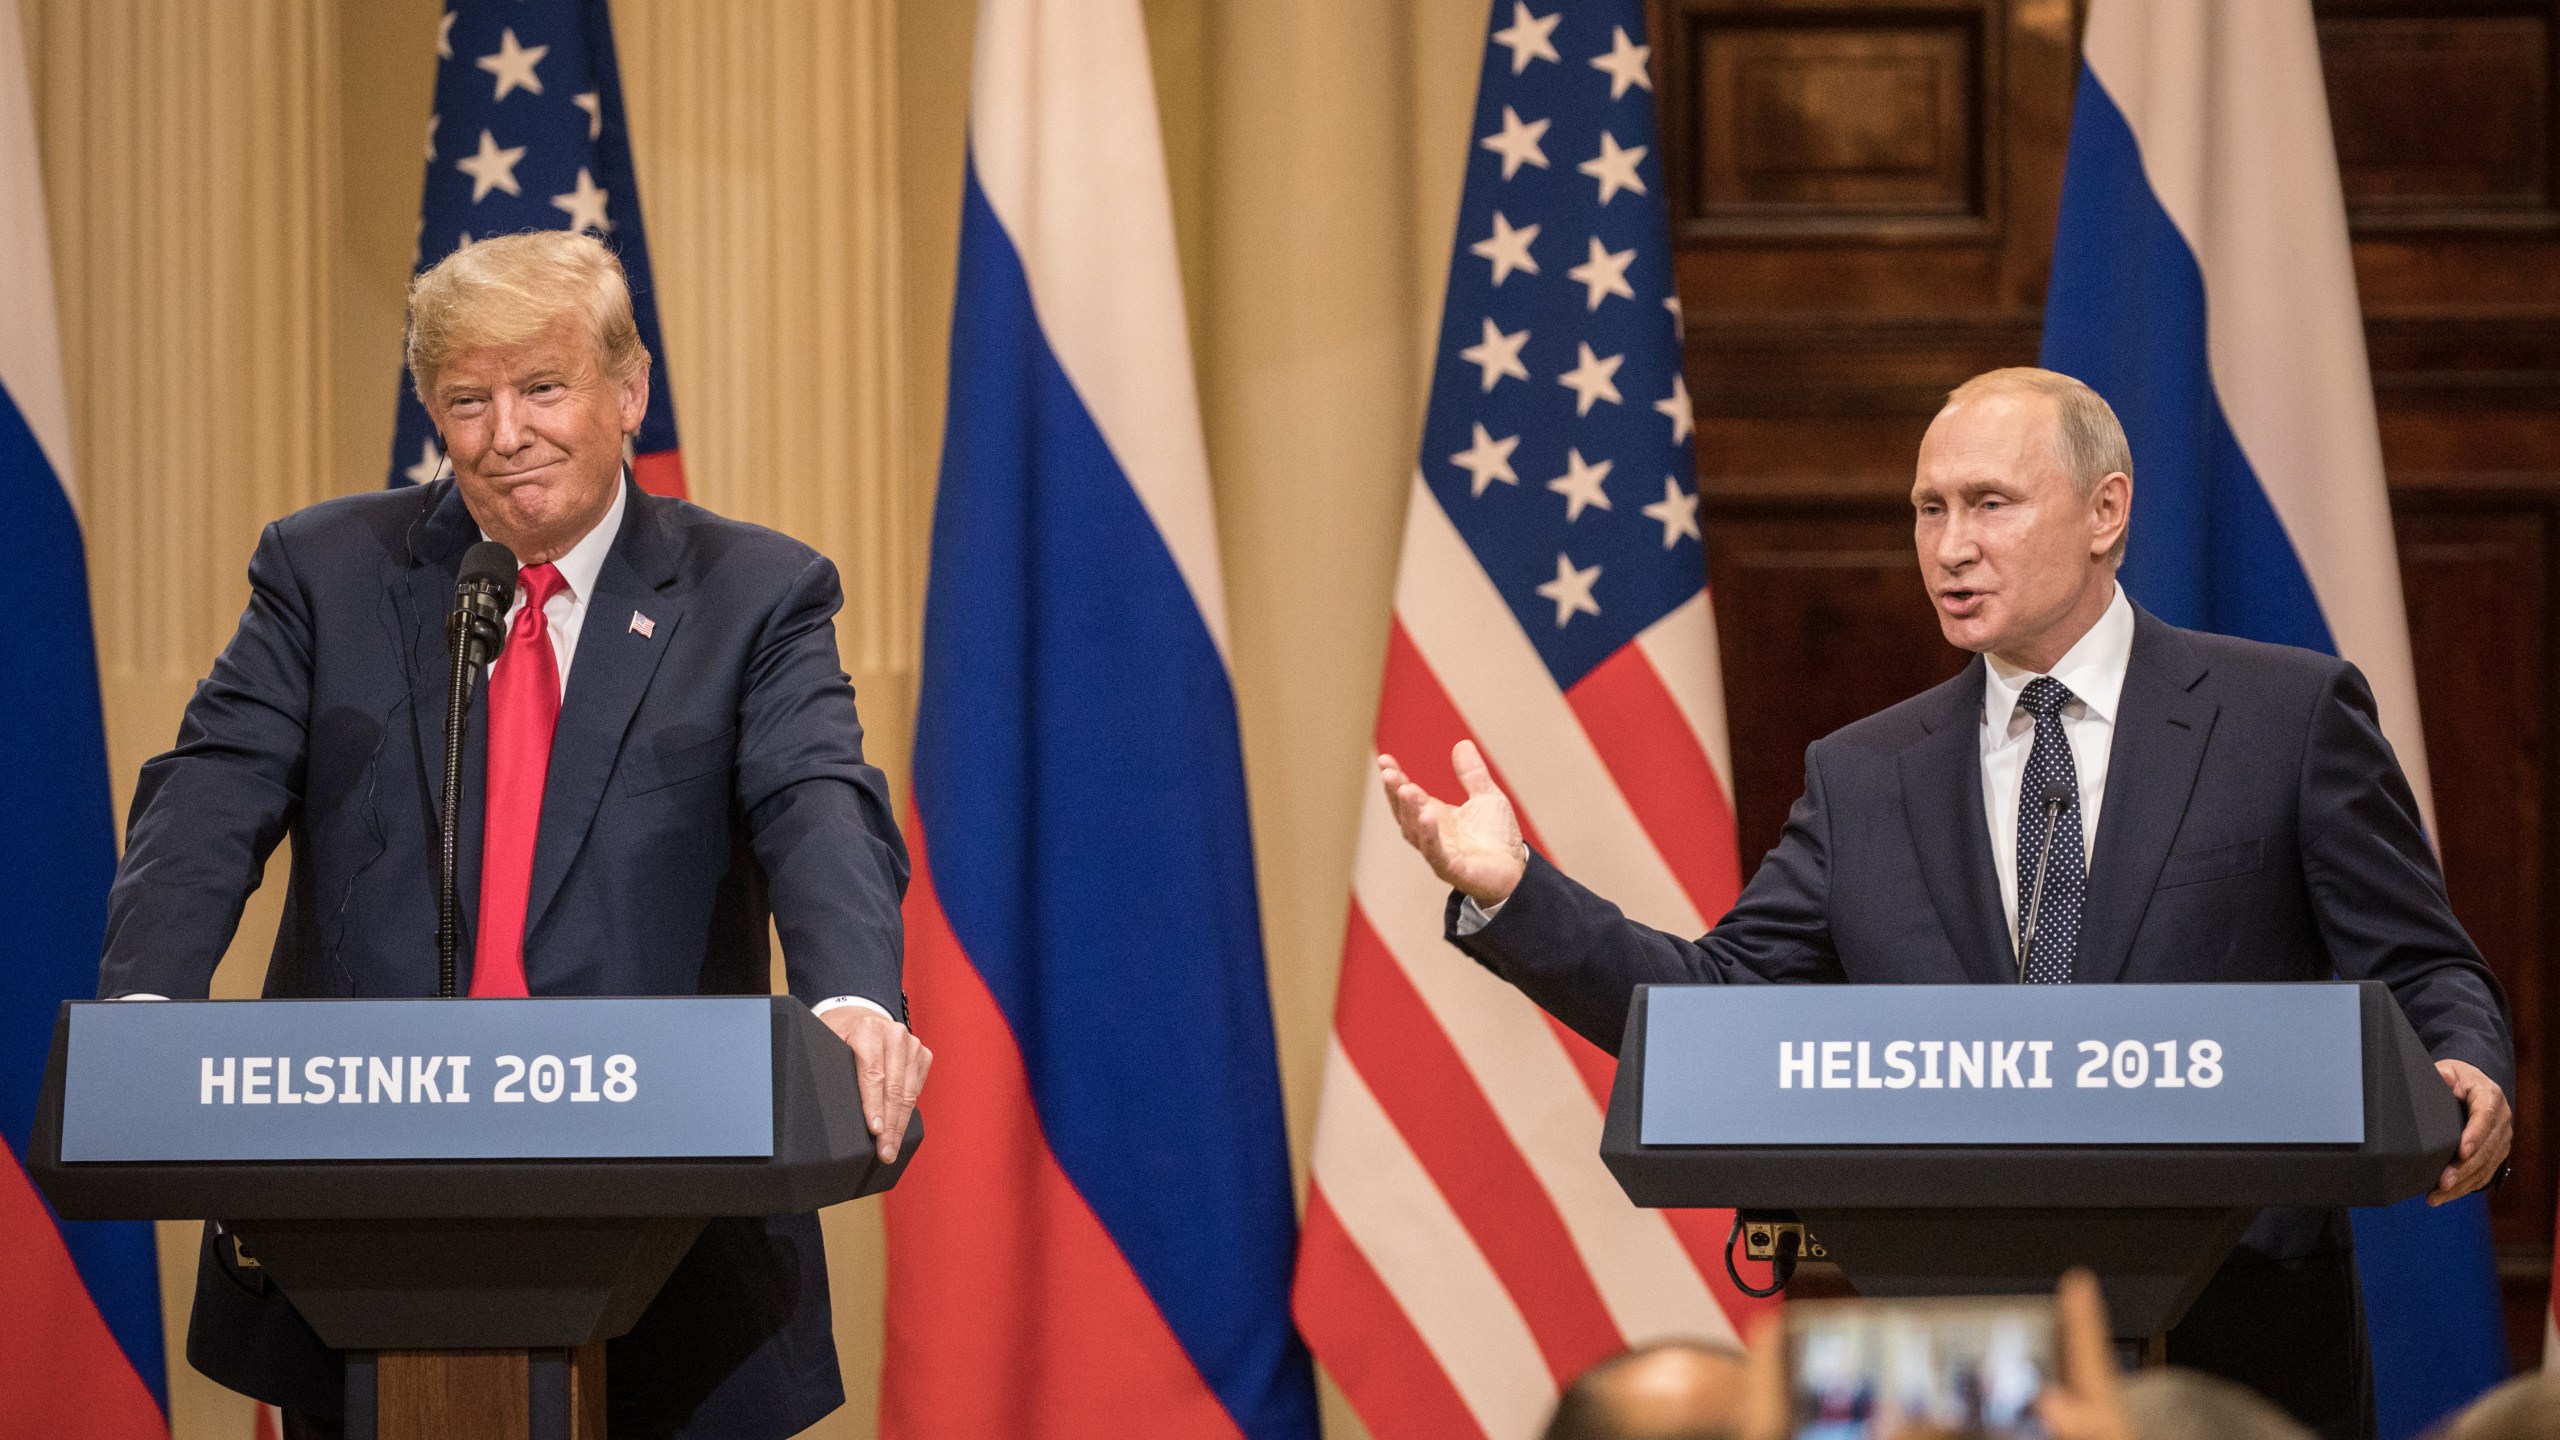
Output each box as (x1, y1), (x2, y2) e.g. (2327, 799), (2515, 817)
(1786, 1296), (2054, 1440)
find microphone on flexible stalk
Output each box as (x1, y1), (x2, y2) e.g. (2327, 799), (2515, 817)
(438, 541), (518, 998)
(451, 541), (516, 666)
(2017, 779), (2073, 984)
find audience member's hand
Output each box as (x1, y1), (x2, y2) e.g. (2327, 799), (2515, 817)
(2035, 1270), (2135, 1440)
(1737, 1313), (1790, 1440)
(2429, 1059), (2511, 1204)
(822, 1006), (931, 1163)
(1378, 741), (1529, 907)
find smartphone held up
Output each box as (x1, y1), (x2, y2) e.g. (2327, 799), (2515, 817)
(1787, 1296), (2056, 1440)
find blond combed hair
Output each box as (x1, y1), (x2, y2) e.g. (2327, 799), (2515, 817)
(405, 231), (648, 404)
(1944, 366), (2133, 561)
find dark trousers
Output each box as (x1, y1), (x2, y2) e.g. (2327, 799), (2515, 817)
(239, 1213), (843, 1440)
(2167, 1245), (2378, 1440)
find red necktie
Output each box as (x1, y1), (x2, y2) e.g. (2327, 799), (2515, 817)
(472, 561), (567, 997)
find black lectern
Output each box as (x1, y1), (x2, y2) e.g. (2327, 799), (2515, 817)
(28, 996), (915, 1440)
(1601, 981), (2458, 1340)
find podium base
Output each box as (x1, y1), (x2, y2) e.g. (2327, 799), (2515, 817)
(346, 1344), (605, 1440)
(227, 1216), (696, 1439)
(1798, 1205), (2257, 1340)
(228, 1215), (705, 1349)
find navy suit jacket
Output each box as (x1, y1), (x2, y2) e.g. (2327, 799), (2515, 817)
(1454, 607), (2512, 1259)
(100, 478), (908, 1438)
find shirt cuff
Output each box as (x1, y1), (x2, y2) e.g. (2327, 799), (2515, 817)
(1453, 895), (1507, 936)
(811, 995), (893, 1022)
(112, 993), (168, 1000)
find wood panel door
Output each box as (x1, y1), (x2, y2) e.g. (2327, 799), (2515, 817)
(1657, 0), (2560, 1364)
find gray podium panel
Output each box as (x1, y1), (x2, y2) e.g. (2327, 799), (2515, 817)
(1601, 980), (2458, 1338)
(30, 996), (917, 1353)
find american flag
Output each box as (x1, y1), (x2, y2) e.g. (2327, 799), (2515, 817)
(1291, 2), (1770, 1434)
(390, 0), (685, 497)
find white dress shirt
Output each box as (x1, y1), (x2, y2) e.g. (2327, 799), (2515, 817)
(127, 477), (889, 1024)
(485, 473), (624, 698)
(1458, 584), (2139, 945)
(1981, 584), (2134, 946)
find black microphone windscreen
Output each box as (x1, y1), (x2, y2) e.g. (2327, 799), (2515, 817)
(2041, 780), (2074, 810)
(457, 540), (518, 597)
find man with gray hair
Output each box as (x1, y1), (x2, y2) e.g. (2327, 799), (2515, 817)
(1542, 1339), (1752, 1440)
(100, 230), (926, 1439)
(2121, 1370), (2320, 1440)
(1381, 367), (2514, 1440)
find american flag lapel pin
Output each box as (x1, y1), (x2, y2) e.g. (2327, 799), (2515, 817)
(629, 610), (656, 639)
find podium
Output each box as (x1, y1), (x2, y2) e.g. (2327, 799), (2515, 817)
(1601, 981), (2459, 1341)
(27, 996), (916, 1440)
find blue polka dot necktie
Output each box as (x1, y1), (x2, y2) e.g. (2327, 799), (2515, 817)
(2016, 676), (2085, 985)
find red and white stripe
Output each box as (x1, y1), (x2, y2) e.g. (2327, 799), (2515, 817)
(1295, 478), (1772, 1440)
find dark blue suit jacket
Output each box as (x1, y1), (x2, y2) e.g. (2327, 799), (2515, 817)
(1453, 607), (2512, 1260)
(100, 478), (908, 1438)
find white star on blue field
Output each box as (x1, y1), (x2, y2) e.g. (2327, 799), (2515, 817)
(1420, 1), (1704, 689)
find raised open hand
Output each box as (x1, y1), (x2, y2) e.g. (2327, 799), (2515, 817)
(1377, 740), (1528, 907)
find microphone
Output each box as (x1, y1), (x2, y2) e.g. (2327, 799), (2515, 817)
(2017, 779), (2073, 983)
(438, 542), (519, 998)
(451, 541), (516, 667)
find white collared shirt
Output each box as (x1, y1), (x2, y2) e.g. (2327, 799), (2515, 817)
(483, 474), (626, 697)
(1457, 584), (2141, 945)
(1981, 584), (2135, 945)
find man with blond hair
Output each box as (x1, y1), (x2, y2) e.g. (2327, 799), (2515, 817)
(100, 231), (926, 1440)
(1383, 368), (2513, 1440)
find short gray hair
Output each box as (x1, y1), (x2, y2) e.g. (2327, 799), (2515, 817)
(2122, 1368), (2315, 1440)
(1943, 366), (2132, 561)
(1543, 1339), (1747, 1440)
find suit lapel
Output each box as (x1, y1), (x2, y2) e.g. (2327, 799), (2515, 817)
(398, 481), (496, 953)
(523, 482), (686, 942)
(2075, 611), (2218, 983)
(1898, 660), (2018, 985)
(399, 480), (484, 833)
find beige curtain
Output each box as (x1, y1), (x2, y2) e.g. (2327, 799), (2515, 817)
(21, 1), (1486, 1434)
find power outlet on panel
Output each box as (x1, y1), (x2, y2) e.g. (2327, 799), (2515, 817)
(1739, 1215), (1826, 1262)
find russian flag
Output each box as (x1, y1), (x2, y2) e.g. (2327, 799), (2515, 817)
(0, 0), (168, 1431)
(878, 1), (1320, 1438)
(2042, 3), (2507, 1434)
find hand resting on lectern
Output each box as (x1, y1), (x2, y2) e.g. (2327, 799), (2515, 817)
(2429, 1058), (2511, 1204)
(819, 1006), (932, 1164)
